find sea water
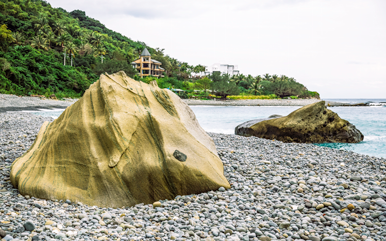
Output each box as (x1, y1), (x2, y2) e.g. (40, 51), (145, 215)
(27, 99), (386, 158)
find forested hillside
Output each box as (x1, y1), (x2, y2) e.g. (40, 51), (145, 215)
(0, 0), (200, 97)
(0, 0), (319, 99)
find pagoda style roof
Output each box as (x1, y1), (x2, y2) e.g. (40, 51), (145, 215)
(140, 48), (151, 56)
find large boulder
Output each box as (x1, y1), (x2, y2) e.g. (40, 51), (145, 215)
(235, 101), (363, 143)
(11, 72), (230, 208)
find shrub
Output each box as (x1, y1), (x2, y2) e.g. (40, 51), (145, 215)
(226, 94), (278, 100)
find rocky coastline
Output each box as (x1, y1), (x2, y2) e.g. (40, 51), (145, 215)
(1, 111), (386, 241)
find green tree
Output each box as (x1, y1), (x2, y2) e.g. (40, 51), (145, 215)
(53, 21), (66, 36)
(12, 32), (25, 45)
(30, 35), (48, 50)
(250, 81), (261, 95)
(195, 77), (212, 93)
(93, 59), (137, 77)
(66, 42), (78, 66)
(0, 25), (15, 51)
(56, 33), (71, 50)
(210, 72), (239, 98)
(263, 73), (271, 81)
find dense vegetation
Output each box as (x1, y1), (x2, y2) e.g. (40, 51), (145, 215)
(0, 0), (319, 99)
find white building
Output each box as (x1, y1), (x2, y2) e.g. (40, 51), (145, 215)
(191, 63), (240, 77)
(206, 63), (239, 76)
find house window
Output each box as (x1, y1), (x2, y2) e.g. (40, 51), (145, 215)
(143, 63), (149, 68)
(142, 70), (149, 74)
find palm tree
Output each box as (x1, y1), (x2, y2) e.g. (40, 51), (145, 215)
(250, 81), (262, 95)
(30, 35), (48, 50)
(53, 22), (66, 36)
(94, 45), (106, 58)
(66, 42), (78, 66)
(280, 75), (288, 82)
(34, 15), (48, 32)
(255, 75), (262, 83)
(263, 73), (271, 81)
(12, 32), (25, 45)
(90, 32), (104, 48)
(231, 74), (246, 85)
(67, 25), (81, 38)
(56, 33), (71, 51)
(272, 74), (278, 82)
(45, 31), (56, 49)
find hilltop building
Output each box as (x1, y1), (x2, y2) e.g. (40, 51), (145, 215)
(131, 48), (165, 77)
(193, 63), (240, 77)
(209, 63), (239, 76)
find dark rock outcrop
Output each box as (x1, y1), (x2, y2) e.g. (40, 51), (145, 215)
(235, 101), (364, 143)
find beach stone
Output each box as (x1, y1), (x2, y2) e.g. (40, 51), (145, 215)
(337, 221), (349, 227)
(322, 237), (338, 241)
(2, 235), (13, 241)
(153, 201), (162, 208)
(371, 211), (382, 218)
(344, 228), (353, 233)
(340, 183), (349, 189)
(279, 222), (290, 228)
(316, 204), (324, 210)
(347, 204), (355, 210)
(309, 236), (320, 241)
(350, 176), (362, 181)
(358, 202), (370, 209)
(10, 72), (230, 208)
(259, 237), (271, 241)
(234, 101), (364, 143)
(351, 233), (361, 239)
(23, 220), (35, 231)
(0, 228), (6, 238)
(365, 220), (373, 227)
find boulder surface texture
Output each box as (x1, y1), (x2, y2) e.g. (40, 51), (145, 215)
(11, 72), (230, 208)
(235, 101), (364, 143)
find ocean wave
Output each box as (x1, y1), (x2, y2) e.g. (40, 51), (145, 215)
(369, 103), (386, 106)
(364, 136), (386, 141)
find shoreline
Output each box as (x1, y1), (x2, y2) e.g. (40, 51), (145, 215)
(0, 112), (385, 240)
(0, 94), (379, 113)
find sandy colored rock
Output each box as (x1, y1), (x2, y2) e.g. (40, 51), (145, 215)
(153, 201), (162, 208)
(316, 204), (324, 210)
(10, 72), (230, 208)
(337, 221), (349, 227)
(347, 204), (355, 210)
(235, 101), (364, 143)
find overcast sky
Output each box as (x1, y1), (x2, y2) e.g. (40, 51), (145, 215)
(47, 0), (386, 98)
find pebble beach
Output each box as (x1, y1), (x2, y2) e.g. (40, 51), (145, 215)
(1, 95), (386, 241)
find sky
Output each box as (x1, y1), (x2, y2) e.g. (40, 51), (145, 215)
(47, 0), (386, 98)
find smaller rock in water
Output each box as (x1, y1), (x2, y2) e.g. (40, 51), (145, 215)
(235, 101), (364, 143)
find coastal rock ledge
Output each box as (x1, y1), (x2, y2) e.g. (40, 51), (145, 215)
(10, 71), (230, 208)
(235, 101), (364, 143)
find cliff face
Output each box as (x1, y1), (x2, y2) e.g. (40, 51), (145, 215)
(235, 101), (364, 143)
(11, 71), (229, 208)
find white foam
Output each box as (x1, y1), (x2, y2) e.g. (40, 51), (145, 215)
(364, 136), (386, 141)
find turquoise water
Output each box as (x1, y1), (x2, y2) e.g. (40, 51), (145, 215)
(27, 103), (386, 158)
